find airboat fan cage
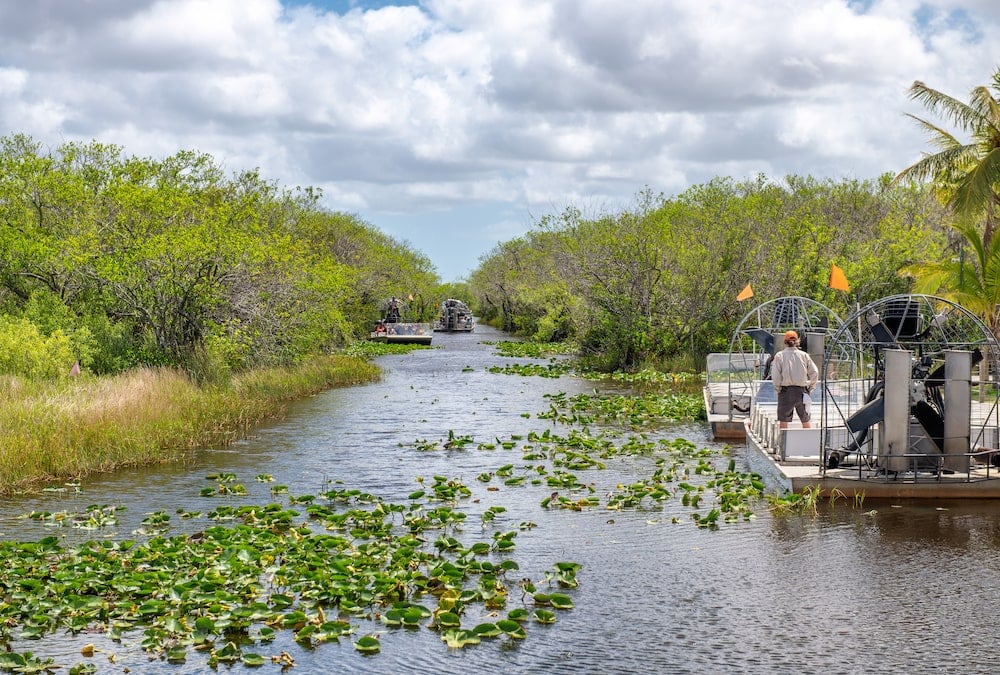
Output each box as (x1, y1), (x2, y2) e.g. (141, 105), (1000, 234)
(820, 294), (1000, 473)
(724, 296), (843, 411)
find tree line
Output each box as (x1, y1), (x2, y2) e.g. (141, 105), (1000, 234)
(468, 175), (950, 371)
(0, 133), (439, 381)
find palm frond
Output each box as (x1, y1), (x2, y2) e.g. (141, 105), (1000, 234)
(904, 113), (962, 152)
(968, 85), (1000, 130)
(951, 148), (1000, 215)
(899, 262), (957, 294)
(895, 143), (975, 185)
(908, 80), (983, 134)
(950, 219), (987, 265)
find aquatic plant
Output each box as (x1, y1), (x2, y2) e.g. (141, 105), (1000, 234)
(25, 503), (123, 530)
(583, 368), (703, 387)
(0, 476), (582, 670)
(767, 485), (823, 515)
(485, 341), (579, 358)
(488, 362), (573, 378)
(539, 391), (705, 428)
(767, 485), (867, 515)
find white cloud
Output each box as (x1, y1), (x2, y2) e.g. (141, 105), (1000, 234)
(0, 0), (998, 280)
(0, 67), (27, 94)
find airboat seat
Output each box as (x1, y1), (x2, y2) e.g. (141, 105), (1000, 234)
(780, 428), (822, 461)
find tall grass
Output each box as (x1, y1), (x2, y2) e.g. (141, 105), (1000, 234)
(0, 355), (380, 494)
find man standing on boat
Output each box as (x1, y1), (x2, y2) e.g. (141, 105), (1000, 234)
(771, 330), (819, 429)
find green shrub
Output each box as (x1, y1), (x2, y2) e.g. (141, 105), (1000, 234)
(0, 316), (77, 379)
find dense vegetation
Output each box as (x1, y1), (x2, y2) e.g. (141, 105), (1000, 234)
(469, 177), (950, 371)
(0, 133), (967, 380)
(0, 133), (439, 382)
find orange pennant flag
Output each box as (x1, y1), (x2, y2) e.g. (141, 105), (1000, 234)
(736, 283), (754, 301)
(829, 263), (850, 292)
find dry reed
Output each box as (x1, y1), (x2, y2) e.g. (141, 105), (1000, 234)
(0, 355), (380, 493)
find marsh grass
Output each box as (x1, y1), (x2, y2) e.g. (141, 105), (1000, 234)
(0, 355), (380, 494)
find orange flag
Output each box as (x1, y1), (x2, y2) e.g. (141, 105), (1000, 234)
(829, 264), (850, 292)
(736, 283), (754, 301)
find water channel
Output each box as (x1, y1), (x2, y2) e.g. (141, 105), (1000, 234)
(3, 325), (1000, 674)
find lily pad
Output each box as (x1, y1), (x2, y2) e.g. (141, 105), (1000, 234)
(441, 628), (481, 648)
(354, 635), (381, 653)
(533, 609), (557, 624)
(472, 622), (502, 637)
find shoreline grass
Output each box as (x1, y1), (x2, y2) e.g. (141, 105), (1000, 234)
(0, 354), (381, 494)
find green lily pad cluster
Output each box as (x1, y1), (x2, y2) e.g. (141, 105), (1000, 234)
(485, 341), (579, 358)
(24, 503), (123, 530)
(409, 430), (476, 451)
(539, 391), (705, 427)
(412, 414), (764, 526)
(589, 368), (703, 388)
(0, 475), (581, 671)
(487, 362), (573, 378)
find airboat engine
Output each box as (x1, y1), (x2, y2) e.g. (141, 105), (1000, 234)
(879, 348), (971, 474)
(822, 295), (993, 475)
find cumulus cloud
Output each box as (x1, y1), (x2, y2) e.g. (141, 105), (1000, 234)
(0, 0), (997, 280)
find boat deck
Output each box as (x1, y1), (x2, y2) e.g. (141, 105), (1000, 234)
(745, 398), (1000, 498)
(704, 381), (752, 440)
(370, 322), (433, 345)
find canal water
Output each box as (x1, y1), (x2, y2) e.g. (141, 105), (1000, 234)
(3, 324), (1000, 674)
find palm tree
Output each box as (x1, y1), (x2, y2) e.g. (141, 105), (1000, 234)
(902, 219), (1000, 336)
(901, 218), (1000, 398)
(894, 68), (1000, 249)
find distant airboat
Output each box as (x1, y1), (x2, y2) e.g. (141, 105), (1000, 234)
(369, 297), (433, 346)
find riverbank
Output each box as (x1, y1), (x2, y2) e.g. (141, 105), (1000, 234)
(0, 354), (381, 494)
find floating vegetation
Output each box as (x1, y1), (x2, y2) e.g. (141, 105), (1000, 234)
(539, 391), (705, 428)
(0, 478), (582, 671)
(484, 341), (579, 358)
(483, 343), (707, 412)
(0, 335), (836, 671)
(25, 503), (124, 530)
(585, 368), (703, 387)
(488, 362), (573, 378)
(444, 430), (475, 449)
(403, 401), (763, 528)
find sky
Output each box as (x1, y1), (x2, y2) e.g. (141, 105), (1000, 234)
(1, 1), (999, 282)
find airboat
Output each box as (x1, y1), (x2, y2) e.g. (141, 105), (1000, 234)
(369, 297), (433, 345)
(369, 321), (433, 345)
(704, 296), (842, 440)
(433, 299), (475, 332)
(744, 294), (1000, 498)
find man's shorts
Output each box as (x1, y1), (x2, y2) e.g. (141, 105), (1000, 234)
(777, 385), (810, 423)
